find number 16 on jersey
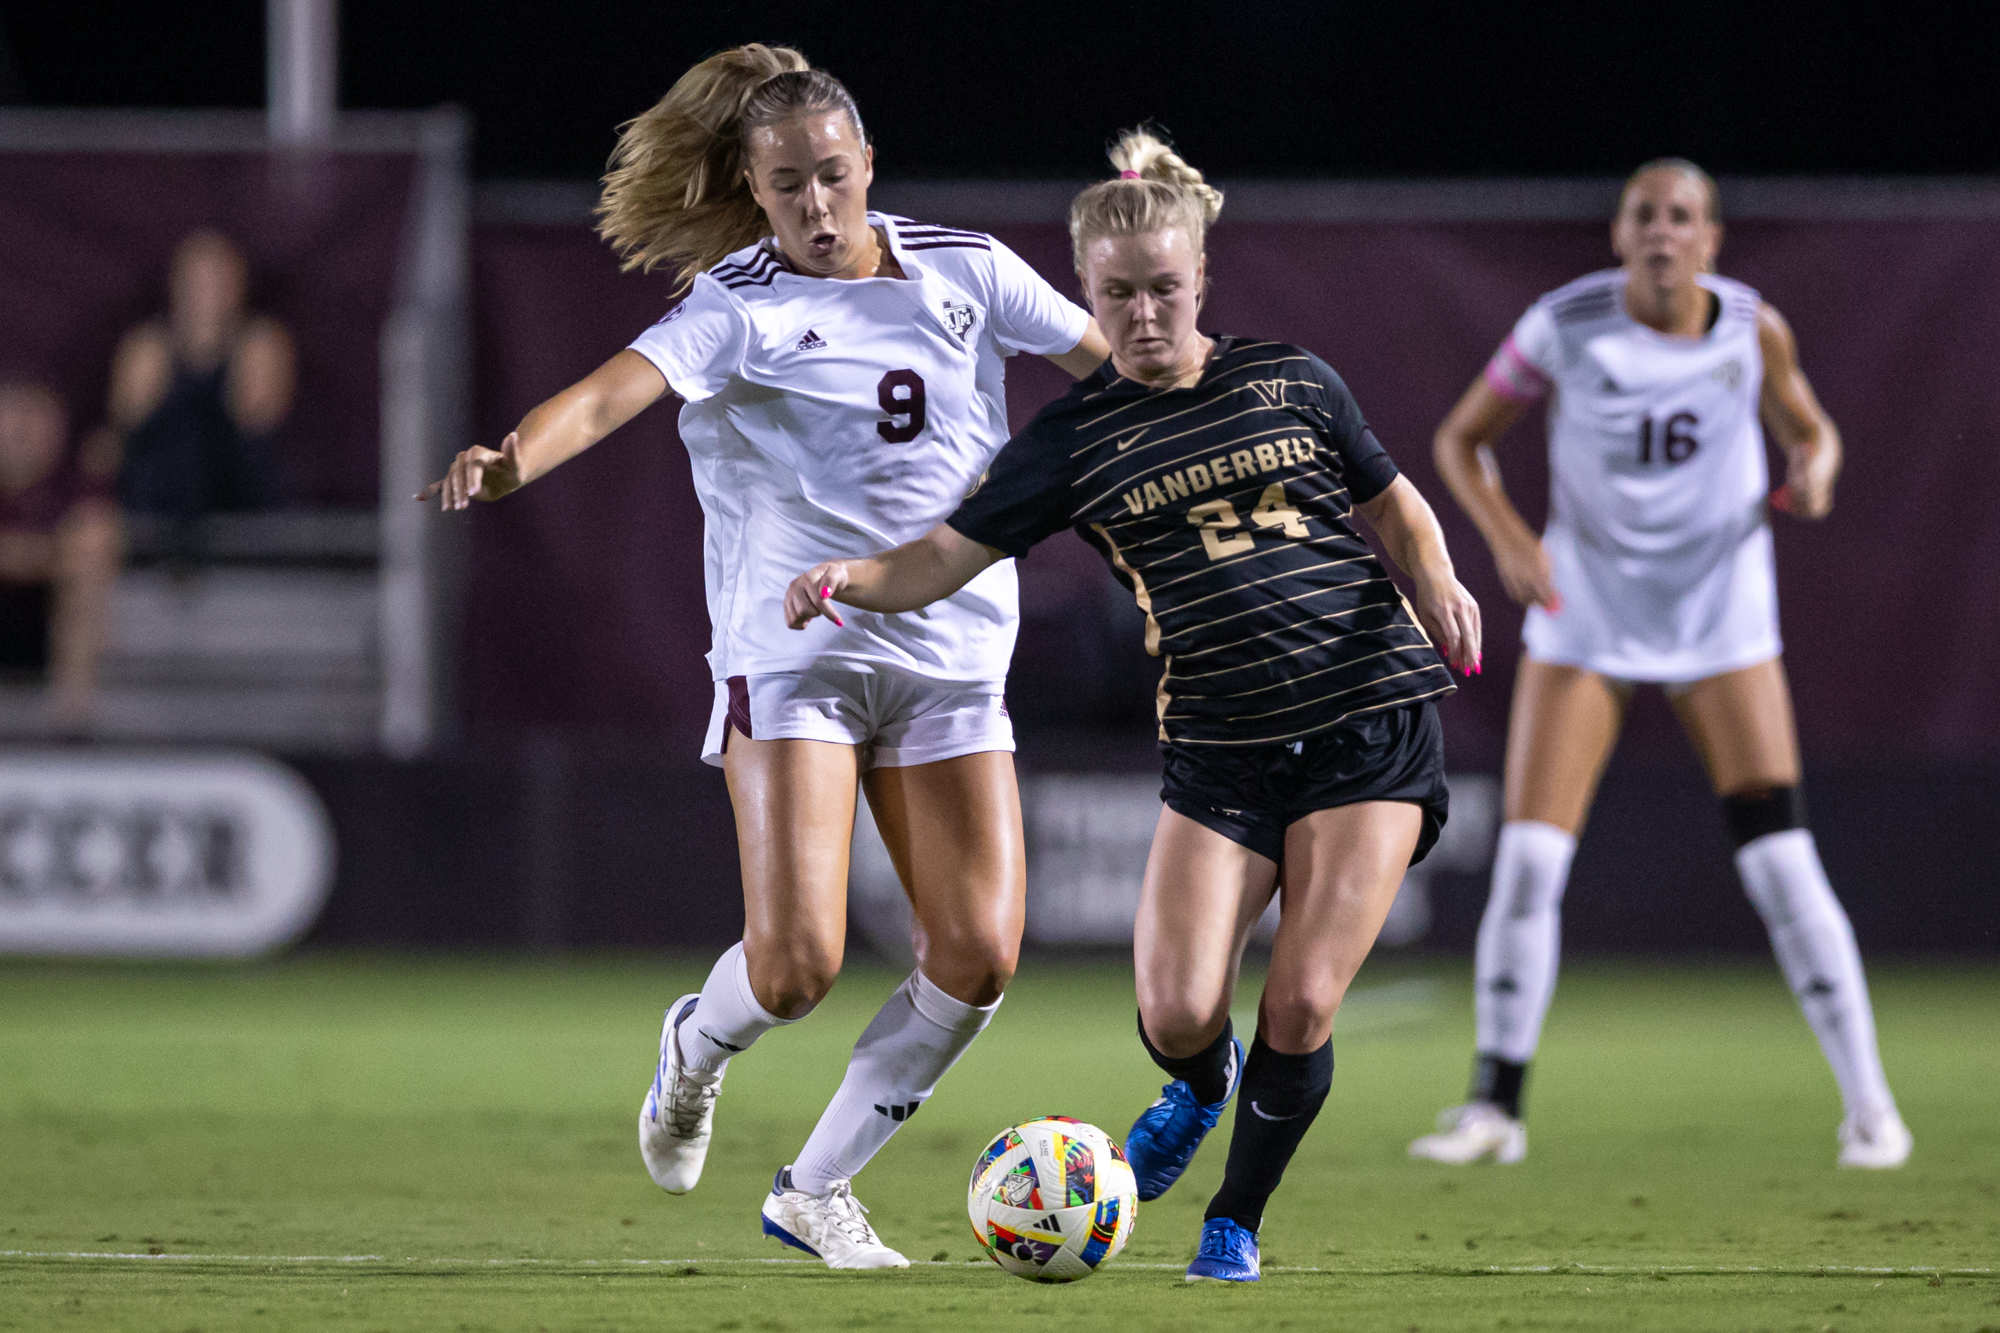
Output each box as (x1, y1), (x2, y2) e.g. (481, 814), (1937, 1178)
(1637, 411), (1699, 466)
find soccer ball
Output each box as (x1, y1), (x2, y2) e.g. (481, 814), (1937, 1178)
(966, 1116), (1138, 1283)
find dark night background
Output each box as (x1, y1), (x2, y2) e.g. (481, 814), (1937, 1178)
(2, 1), (1997, 180)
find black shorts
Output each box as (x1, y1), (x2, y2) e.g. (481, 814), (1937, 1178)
(1159, 701), (1449, 867)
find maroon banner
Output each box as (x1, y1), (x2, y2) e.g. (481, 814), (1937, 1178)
(464, 214), (2000, 769)
(0, 151), (416, 506)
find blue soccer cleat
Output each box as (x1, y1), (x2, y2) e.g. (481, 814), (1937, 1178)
(1123, 1036), (1242, 1201)
(1185, 1217), (1261, 1282)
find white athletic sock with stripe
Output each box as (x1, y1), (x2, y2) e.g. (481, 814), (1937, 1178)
(1474, 820), (1578, 1064)
(679, 942), (794, 1076)
(788, 971), (1000, 1196)
(1735, 829), (1897, 1118)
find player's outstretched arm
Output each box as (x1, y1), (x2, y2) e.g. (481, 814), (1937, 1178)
(1355, 475), (1483, 675)
(784, 524), (1002, 630)
(1432, 375), (1557, 611)
(1757, 302), (1841, 520)
(1043, 321), (1112, 379)
(418, 349), (668, 510)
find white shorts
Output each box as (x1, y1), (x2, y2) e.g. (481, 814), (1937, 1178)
(701, 665), (1014, 770)
(1523, 521), (1783, 685)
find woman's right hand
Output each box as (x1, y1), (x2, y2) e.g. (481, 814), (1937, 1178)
(1492, 529), (1562, 612)
(784, 562), (850, 630)
(417, 432), (527, 511)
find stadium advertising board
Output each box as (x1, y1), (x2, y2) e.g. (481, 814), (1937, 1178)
(0, 750), (334, 957)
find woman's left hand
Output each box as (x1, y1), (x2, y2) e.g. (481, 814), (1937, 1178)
(1412, 570), (1483, 677)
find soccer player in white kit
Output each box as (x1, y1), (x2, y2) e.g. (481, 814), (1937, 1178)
(421, 45), (1108, 1267)
(1409, 160), (1911, 1169)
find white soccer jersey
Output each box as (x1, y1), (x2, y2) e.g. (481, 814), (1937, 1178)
(628, 214), (1090, 686)
(1487, 268), (1781, 681)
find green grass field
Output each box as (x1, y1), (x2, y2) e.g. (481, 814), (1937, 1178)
(2, 953), (1996, 1332)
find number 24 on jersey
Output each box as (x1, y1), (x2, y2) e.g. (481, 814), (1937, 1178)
(1188, 483), (1310, 560)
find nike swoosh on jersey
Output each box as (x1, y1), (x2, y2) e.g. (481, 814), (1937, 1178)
(1115, 432), (1146, 451)
(1248, 1101), (1303, 1122)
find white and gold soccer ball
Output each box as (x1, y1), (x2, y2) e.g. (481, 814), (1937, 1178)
(966, 1116), (1138, 1283)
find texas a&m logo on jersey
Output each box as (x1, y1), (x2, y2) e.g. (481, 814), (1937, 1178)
(940, 300), (977, 342)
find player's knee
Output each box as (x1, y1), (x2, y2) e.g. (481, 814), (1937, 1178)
(1259, 984), (1341, 1053)
(915, 930), (1016, 1006)
(1137, 984), (1231, 1055)
(952, 943), (1016, 1007)
(750, 940), (843, 1019)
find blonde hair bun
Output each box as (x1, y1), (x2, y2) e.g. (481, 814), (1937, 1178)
(1106, 128), (1224, 226)
(1068, 126), (1223, 272)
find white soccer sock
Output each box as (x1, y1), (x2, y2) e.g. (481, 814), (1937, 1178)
(1474, 820), (1578, 1064)
(678, 942), (794, 1075)
(1735, 829), (1897, 1119)
(788, 970), (1000, 1196)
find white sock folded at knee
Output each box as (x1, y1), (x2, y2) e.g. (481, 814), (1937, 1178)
(1735, 829), (1896, 1119)
(1474, 820), (1578, 1065)
(679, 942), (795, 1075)
(788, 971), (1001, 1196)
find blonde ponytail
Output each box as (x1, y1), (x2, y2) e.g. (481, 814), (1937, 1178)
(1069, 127), (1224, 271)
(596, 44), (867, 294)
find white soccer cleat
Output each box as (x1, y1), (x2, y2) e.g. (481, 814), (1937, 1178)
(760, 1169), (910, 1270)
(638, 994), (723, 1194)
(1409, 1102), (1528, 1165)
(1837, 1107), (1913, 1169)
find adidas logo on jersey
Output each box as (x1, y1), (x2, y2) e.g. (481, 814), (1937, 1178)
(795, 329), (827, 351)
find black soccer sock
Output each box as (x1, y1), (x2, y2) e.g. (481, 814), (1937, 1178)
(1469, 1053), (1529, 1120)
(1722, 785), (1807, 849)
(1136, 1011), (1237, 1107)
(1204, 1036), (1334, 1232)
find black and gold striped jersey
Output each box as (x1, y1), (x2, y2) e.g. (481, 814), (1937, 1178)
(948, 337), (1454, 746)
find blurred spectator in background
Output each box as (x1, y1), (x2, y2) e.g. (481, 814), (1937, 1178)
(106, 230), (294, 519)
(0, 378), (120, 726)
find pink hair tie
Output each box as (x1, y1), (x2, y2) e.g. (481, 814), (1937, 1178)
(1119, 170), (1141, 179)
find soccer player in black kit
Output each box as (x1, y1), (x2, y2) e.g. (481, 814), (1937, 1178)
(784, 130), (1481, 1281)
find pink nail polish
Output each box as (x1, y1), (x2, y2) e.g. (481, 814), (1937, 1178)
(821, 586), (833, 598)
